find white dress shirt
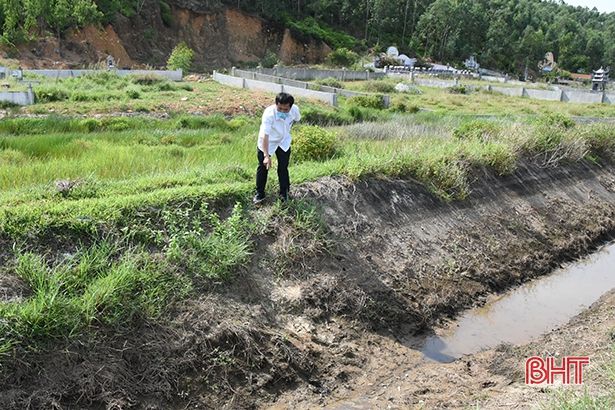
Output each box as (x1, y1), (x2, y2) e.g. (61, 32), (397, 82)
(257, 104), (301, 155)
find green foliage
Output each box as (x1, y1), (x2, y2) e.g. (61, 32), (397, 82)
(389, 100), (419, 113)
(453, 120), (501, 141)
(287, 17), (356, 49)
(583, 123), (615, 157)
(260, 50), (279, 69)
(535, 112), (576, 129)
(292, 125), (338, 162)
(362, 80), (396, 94)
(448, 85), (469, 95)
(0, 243), (187, 351)
(166, 42), (194, 73)
(314, 77), (344, 89)
(165, 203), (251, 280)
(301, 106), (353, 126)
(325, 47), (359, 68)
(348, 95), (385, 110)
(159, 1), (172, 26)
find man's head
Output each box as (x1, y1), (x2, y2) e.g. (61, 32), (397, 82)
(275, 92), (294, 113)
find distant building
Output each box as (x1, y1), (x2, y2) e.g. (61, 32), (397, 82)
(592, 67), (609, 91)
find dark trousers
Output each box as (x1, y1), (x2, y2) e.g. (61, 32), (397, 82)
(256, 146), (291, 198)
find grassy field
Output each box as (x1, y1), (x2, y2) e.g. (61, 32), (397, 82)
(1, 72), (615, 407)
(340, 77), (615, 118)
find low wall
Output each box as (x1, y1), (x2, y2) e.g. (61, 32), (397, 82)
(604, 94), (615, 104)
(231, 69), (390, 107)
(24, 69), (183, 81)
(415, 78), (456, 88)
(563, 91), (604, 104)
(490, 86), (524, 97)
(524, 88), (562, 101)
(252, 67), (385, 81)
(213, 71), (337, 106)
(0, 90), (35, 105)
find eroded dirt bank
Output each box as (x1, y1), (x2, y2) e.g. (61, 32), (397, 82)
(2, 160), (615, 409)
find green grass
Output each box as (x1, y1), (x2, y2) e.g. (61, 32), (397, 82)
(1, 75), (615, 375)
(342, 78), (615, 118)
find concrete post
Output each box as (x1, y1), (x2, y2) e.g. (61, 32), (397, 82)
(231, 67), (236, 76)
(241, 78), (246, 89)
(332, 93), (338, 107)
(382, 95), (391, 108)
(602, 91), (606, 104)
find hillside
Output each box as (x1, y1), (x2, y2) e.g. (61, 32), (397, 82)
(1, 0), (615, 74)
(2, 1), (331, 70)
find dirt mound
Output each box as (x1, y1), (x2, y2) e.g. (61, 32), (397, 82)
(2, 160), (615, 409)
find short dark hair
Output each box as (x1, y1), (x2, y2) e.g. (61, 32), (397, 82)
(275, 92), (294, 107)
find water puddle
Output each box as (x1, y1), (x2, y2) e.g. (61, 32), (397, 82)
(421, 242), (615, 363)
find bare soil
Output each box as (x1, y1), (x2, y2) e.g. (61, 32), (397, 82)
(3, 1), (329, 70)
(1, 160), (615, 409)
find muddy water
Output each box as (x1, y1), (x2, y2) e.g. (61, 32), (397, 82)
(421, 242), (615, 363)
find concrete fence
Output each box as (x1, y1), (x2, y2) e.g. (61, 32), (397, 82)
(24, 69), (183, 81)
(524, 88), (562, 101)
(414, 78), (457, 88)
(0, 88), (35, 105)
(489, 86), (524, 97)
(251, 67), (385, 81)
(213, 71), (338, 106)
(226, 68), (391, 107)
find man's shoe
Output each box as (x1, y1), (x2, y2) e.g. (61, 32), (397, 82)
(253, 194), (266, 205)
(278, 193), (291, 203)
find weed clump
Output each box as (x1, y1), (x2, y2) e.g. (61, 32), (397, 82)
(362, 80), (396, 94)
(314, 77), (344, 89)
(453, 120), (501, 142)
(292, 125), (338, 162)
(348, 95), (386, 110)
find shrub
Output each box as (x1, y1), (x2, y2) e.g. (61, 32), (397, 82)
(362, 80), (395, 93)
(389, 100), (420, 113)
(453, 120), (501, 141)
(314, 77), (344, 89)
(348, 95), (385, 110)
(35, 87), (69, 103)
(301, 107), (352, 126)
(79, 118), (102, 132)
(448, 85), (468, 94)
(326, 47), (359, 68)
(260, 50), (279, 69)
(347, 106), (383, 122)
(535, 112), (575, 129)
(167, 42), (194, 73)
(101, 117), (132, 132)
(126, 87), (141, 99)
(131, 74), (165, 85)
(292, 125), (338, 162)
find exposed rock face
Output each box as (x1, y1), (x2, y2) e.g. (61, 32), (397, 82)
(279, 28), (332, 65)
(8, 0), (331, 70)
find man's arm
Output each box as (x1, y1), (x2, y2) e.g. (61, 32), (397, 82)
(262, 109), (273, 169)
(262, 134), (271, 169)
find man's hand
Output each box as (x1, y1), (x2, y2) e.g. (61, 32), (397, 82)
(263, 155), (271, 170)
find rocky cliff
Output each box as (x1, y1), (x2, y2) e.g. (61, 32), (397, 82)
(11, 0), (331, 70)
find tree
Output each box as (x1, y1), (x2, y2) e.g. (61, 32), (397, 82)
(167, 42), (194, 74)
